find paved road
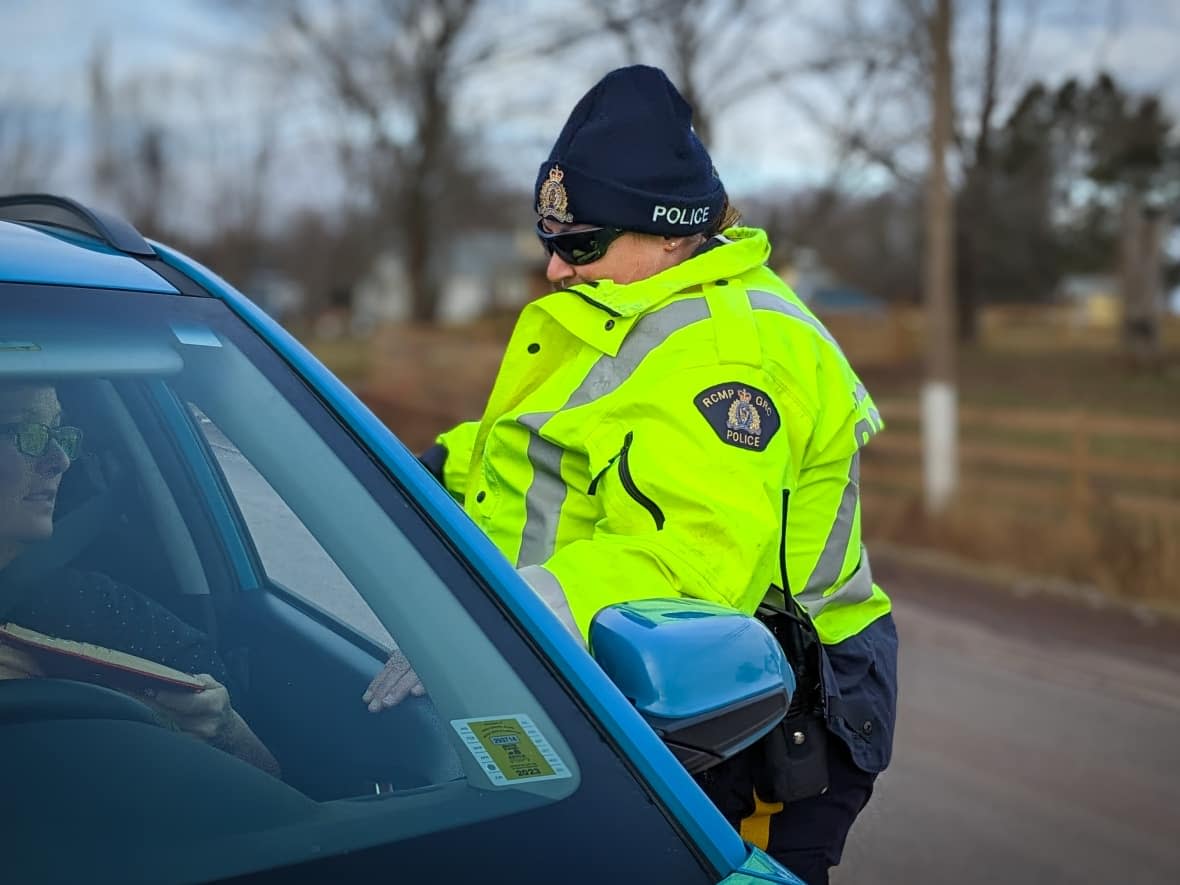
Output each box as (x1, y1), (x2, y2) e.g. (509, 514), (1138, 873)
(833, 554), (1180, 885)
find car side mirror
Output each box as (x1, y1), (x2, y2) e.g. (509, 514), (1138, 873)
(590, 598), (793, 773)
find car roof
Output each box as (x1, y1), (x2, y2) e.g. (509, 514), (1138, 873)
(0, 194), (178, 294)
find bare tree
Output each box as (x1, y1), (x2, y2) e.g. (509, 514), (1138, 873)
(0, 81), (61, 192)
(953, 0), (1000, 341)
(256, 0), (496, 323)
(772, 0), (930, 183)
(529, 0), (851, 151)
(772, 0), (1089, 338)
(88, 42), (175, 237)
(612, 0), (778, 146)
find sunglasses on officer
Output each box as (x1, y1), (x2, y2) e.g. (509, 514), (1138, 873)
(0, 422), (84, 460)
(535, 221), (627, 266)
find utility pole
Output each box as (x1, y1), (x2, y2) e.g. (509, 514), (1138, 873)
(1120, 193), (1166, 367)
(922, 0), (958, 514)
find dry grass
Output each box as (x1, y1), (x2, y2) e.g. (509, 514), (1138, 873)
(854, 326), (1180, 611)
(305, 335), (375, 386)
(862, 485), (1180, 614)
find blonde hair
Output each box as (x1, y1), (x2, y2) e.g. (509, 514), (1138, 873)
(712, 196), (742, 233)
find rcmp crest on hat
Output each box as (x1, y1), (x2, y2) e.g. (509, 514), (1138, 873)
(537, 165), (573, 222)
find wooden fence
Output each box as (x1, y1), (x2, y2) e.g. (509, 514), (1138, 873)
(860, 399), (1180, 605)
(815, 305), (1180, 366)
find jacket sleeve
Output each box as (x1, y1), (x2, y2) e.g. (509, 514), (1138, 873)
(435, 420), (480, 501)
(538, 367), (812, 639)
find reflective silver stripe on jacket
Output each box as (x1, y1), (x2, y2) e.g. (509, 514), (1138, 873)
(746, 290), (881, 616)
(516, 297), (710, 567)
(795, 444), (876, 618)
(747, 289), (843, 352)
(796, 547), (875, 619)
(515, 430), (567, 566)
(748, 290), (881, 433)
(801, 450), (861, 601)
(855, 381), (884, 434)
(748, 290), (883, 434)
(518, 564), (584, 645)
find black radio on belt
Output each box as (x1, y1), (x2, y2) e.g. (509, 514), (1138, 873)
(754, 590), (830, 802)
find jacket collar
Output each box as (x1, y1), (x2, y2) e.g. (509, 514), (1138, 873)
(576, 227), (771, 317)
(532, 227), (771, 356)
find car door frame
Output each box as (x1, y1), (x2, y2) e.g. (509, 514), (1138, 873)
(155, 242), (763, 879)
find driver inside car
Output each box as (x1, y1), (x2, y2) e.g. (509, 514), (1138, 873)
(0, 380), (279, 777)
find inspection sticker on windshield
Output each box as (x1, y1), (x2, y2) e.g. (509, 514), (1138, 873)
(451, 715), (571, 786)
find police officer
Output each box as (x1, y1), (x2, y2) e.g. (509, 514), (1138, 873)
(364, 64), (898, 884)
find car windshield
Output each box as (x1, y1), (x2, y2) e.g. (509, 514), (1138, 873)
(0, 283), (716, 884)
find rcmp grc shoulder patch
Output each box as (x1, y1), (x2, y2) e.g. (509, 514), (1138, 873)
(694, 383), (781, 451)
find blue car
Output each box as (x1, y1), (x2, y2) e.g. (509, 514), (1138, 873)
(0, 195), (803, 884)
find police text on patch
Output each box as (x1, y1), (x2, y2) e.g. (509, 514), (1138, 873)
(693, 383), (781, 451)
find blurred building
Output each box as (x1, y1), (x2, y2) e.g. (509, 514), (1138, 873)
(777, 247), (910, 367)
(1055, 273), (1119, 329)
(778, 247), (887, 315)
(244, 268), (305, 325)
(352, 228), (542, 332)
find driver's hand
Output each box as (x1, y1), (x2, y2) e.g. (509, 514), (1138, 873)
(142, 673), (234, 742)
(362, 648), (424, 712)
(0, 642), (44, 680)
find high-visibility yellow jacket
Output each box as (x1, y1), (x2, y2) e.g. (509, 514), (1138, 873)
(437, 227), (891, 646)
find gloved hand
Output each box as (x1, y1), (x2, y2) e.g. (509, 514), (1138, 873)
(362, 647), (425, 712)
(418, 443), (447, 483)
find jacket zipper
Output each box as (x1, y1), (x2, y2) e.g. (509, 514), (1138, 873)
(778, 489), (790, 594)
(588, 432), (665, 530)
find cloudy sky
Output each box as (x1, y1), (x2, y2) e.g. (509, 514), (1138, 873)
(3, 0), (1178, 224)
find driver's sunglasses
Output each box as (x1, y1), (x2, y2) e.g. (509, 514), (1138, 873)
(0, 422), (84, 460)
(536, 221), (626, 266)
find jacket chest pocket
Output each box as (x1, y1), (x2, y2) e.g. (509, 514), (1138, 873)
(587, 431), (665, 531)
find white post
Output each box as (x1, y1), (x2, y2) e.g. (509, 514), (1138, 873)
(922, 0), (959, 515)
(921, 381), (958, 514)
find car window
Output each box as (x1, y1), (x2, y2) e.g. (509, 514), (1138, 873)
(188, 404), (393, 647)
(0, 283), (716, 885)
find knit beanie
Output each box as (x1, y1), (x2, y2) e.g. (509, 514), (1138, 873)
(535, 65), (726, 235)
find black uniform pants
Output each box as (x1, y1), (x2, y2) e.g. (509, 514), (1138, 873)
(696, 735), (876, 885)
